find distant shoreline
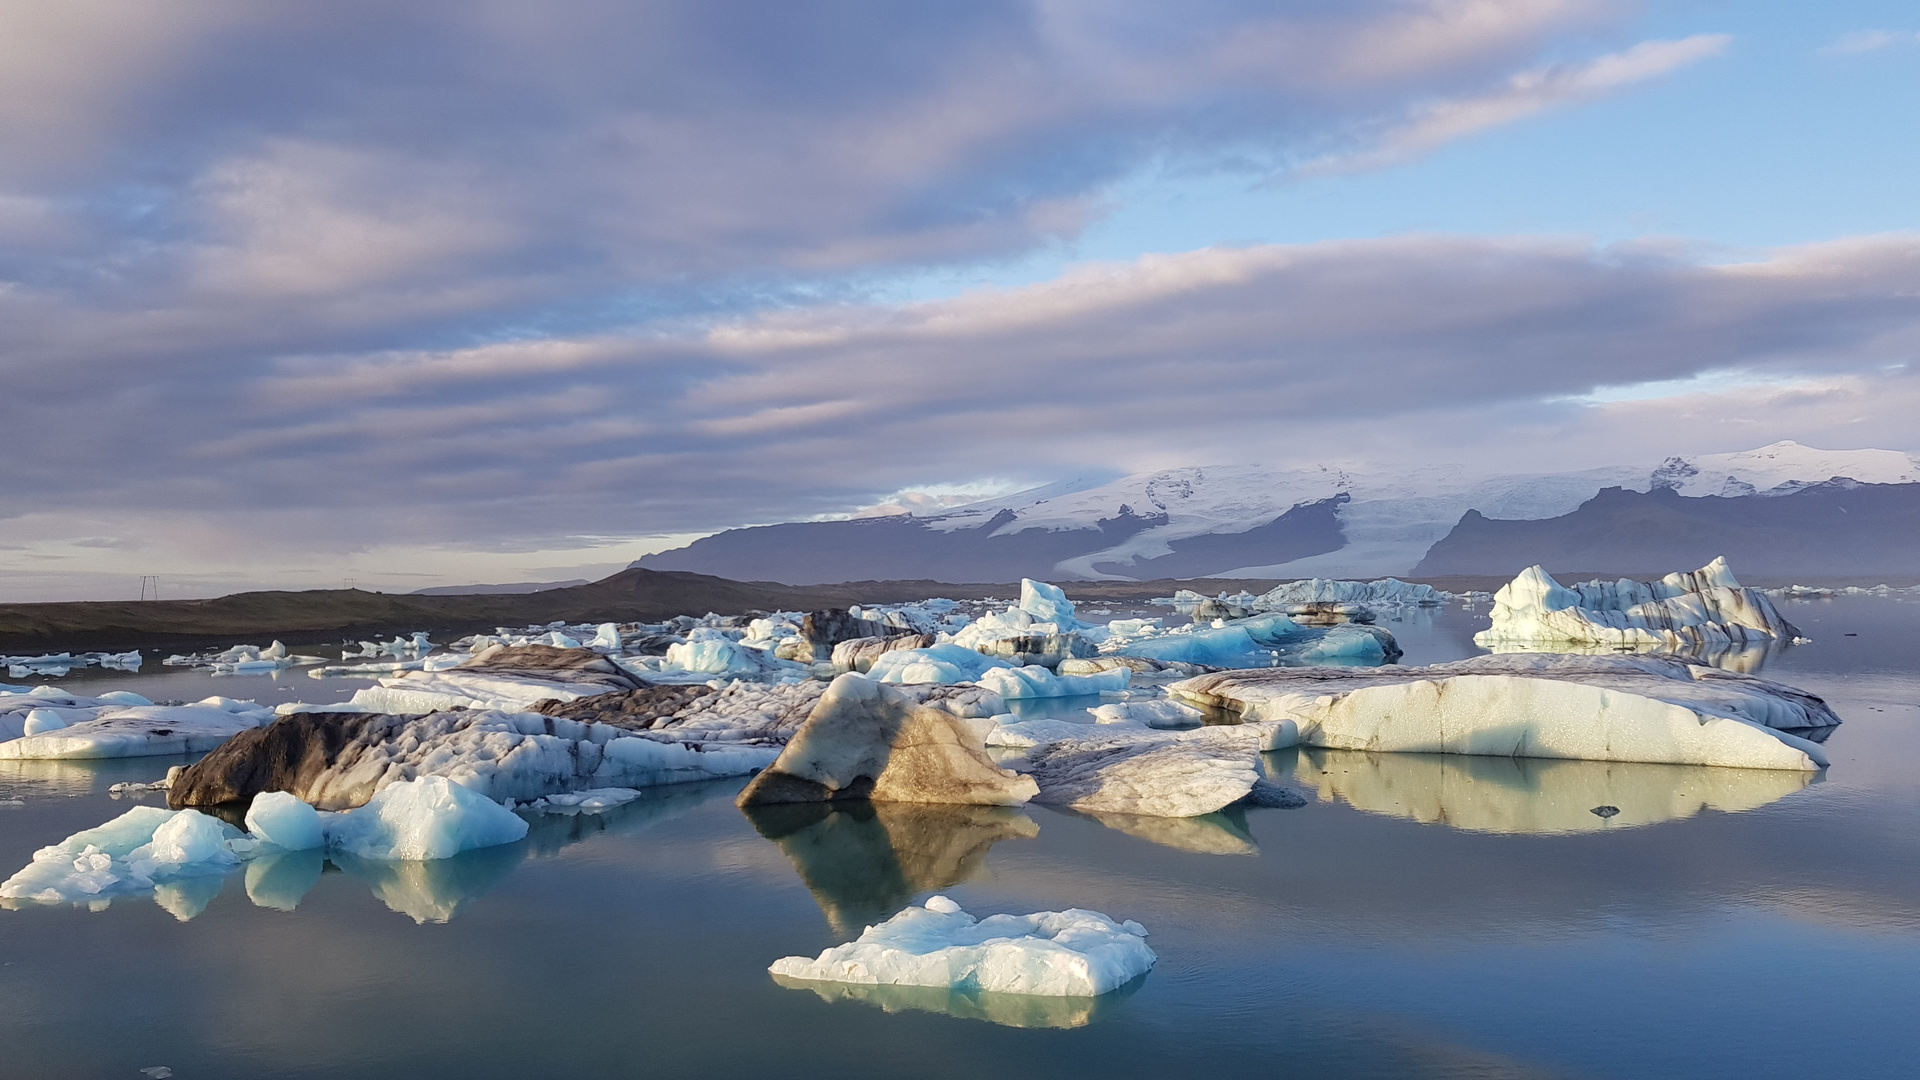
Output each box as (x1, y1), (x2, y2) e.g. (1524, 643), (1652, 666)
(4, 568), (1911, 654)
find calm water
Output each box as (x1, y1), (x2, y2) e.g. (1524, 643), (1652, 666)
(2, 596), (1917, 1079)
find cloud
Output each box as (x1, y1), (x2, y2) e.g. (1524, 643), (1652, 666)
(5, 230), (1918, 598)
(1306, 34), (1729, 172)
(1822, 30), (1919, 55)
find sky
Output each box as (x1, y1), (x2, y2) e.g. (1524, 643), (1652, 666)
(3, 0), (1918, 601)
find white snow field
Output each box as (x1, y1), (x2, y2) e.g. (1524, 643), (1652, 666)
(769, 894), (1155, 997)
(0, 692), (276, 759)
(899, 441), (1920, 580)
(1170, 654), (1839, 771)
(1475, 558), (1800, 650)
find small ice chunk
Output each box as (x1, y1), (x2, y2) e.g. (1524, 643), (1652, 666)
(245, 791), (325, 851)
(770, 895), (1154, 997)
(324, 776), (529, 861)
(22, 708), (67, 735)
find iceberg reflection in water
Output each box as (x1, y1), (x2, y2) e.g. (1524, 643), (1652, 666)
(1278, 745), (1819, 834)
(1066, 808), (1259, 856)
(744, 801), (1039, 935)
(1481, 638), (1779, 674)
(770, 971), (1145, 1029)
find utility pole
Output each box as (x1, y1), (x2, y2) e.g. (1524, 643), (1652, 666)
(138, 576), (160, 601)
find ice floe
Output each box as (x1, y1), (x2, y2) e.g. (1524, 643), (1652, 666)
(1171, 653), (1838, 771)
(4, 650), (143, 679)
(1251, 577), (1451, 608)
(1016, 724), (1293, 817)
(770, 894), (1155, 998)
(163, 641), (327, 674)
(1101, 613), (1399, 668)
(0, 694), (274, 759)
(0, 805), (249, 911)
(1475, 558), (1800, 651)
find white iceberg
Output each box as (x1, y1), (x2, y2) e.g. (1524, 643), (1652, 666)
(1252, 578), (1449, 608)
(323, 776), (528, 861)
(245, 792), (325, 851)
(1475, 558), (1799, 650)
(1171, 653), (1838, 771)
(0, 806), (248, 907)
(769, 894), (1155, 997)
(1019, 725), (1291, 817)
(973, 664), (1130, 699)
(1105, 614), (1394, 669)
(862, 643), (1012, 685)
(0, 697), (275, 759)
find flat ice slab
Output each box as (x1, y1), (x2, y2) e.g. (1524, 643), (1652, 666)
(0, 697), (275, 759)
(1170, 653), (1838, 771)
(770, 894), (1154, 997)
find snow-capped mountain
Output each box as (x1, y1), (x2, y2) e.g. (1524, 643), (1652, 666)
(637, 442), (1920, 583)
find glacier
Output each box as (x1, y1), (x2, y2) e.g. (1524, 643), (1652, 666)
(769, 894), (1155, 998)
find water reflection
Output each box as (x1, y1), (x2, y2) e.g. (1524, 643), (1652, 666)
(744, 801), (1039, 934)
(1068, 807), (1258, 855)
(245, 847), (324, 911)
(771, 971), (1143, 1029)
(1480, 639), (1780, 674)
(333, 845), (528, 924)
(1279, 746), (1818, 834)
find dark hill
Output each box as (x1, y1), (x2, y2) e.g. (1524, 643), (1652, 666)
(1413, 481), (1920, 578)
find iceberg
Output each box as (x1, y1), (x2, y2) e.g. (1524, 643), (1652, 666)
(862, 643), (1012, 685)
(0, 806), (248, 907)
(245, 791), (324, 851)
(737, 675), (1038, 807)
(173, 701), (793, 811)
(1019, 726), (1288, 817)
(949, 580), (1096, 668)
(1475, 558), (1799, 650)
(769, 894), (1155, 997)
(323, 776), (528, 861)
(1252, 577), (1449, 608)
(1106, 614), (1397, 669)
(342, 643), (648, 714)
(0, 698), (276, 759)
(973, 664), (1130, 699)
(1171, 653), (1839, 771)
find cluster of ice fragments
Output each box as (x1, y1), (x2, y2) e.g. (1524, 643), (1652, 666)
(0, 777), (532, 913)
(164, 640), (328, 675)
(5, 650), (142, 679)
(770, 894), (1155, 998)
(1476, 558), (1800, 651)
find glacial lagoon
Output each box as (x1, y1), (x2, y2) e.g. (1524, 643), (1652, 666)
(3, 595), (1918, 1079)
